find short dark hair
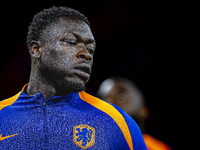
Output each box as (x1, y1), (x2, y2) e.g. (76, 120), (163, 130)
(26, 6), (90, 50)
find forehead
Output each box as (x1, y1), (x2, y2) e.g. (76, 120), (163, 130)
(43, 17), (94, 42)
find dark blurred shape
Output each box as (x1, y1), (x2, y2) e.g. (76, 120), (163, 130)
(97, 77), (171, 150)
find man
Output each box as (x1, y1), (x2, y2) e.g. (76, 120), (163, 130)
(0, 6), (146, 150)
(97, 77), (171, 150)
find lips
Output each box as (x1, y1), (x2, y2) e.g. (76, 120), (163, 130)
(74, 64), (91, 82)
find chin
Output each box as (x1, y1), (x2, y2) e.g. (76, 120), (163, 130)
(57, 76), (87, 93)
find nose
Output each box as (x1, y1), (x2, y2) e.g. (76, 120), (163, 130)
(76, 46), (92, 61)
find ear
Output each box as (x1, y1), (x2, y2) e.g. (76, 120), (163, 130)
(29, 40), (42, 59)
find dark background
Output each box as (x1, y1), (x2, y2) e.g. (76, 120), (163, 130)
(0, 1), (192, 149)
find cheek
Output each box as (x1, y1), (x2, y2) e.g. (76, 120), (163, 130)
(41, 47), (73, 71)
(46, 42), (76, 61)
(56, 42), (78, 61)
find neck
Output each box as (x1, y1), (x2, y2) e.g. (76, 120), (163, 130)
(27, 68), (71, 100)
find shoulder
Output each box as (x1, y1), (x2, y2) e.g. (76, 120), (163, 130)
(79, 91), (138, 129)
(111, 103), (147, 149)
(0, 85), (26, 111)
(111, 103), (139, 129)
(79, 91), (139, 130)
(79, 91), (131, 125)
(79, 91), (147, 150)
(0, 92), (22, 111)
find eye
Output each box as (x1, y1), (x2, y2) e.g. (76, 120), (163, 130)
(87, 48), (94, 55)
(116, 93), (127, 103)
(64, 40), (77, 46)
(86, 45), (95, 55)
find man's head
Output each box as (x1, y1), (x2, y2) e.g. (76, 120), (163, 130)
(97, 77), (148, 121)
(27, 6), (96, 93)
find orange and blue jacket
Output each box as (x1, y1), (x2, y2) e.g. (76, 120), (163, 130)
(0, 85), (147, 150)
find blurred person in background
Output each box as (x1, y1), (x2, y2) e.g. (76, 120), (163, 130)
(97, 77), (172, 150)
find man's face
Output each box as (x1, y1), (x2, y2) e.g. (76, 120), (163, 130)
(104, 81), (137, 116)
(39, 17), (96, 92)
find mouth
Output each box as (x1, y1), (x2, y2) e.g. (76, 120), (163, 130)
(74, 64), (91, 82)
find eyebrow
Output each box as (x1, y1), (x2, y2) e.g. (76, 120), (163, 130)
(70, 32), (96, 45)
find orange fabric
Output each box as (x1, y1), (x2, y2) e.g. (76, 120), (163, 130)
(0, 92), (21, 111)
(79, 91), (133, 150)
(143, 134), (171, 150)
(0, 84), (28, 111)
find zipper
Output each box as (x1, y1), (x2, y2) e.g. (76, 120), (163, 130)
(42, 98), (48, 149)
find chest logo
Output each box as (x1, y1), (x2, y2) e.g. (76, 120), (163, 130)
(0, 133), (19, 141)
(73, 124), (95, 150)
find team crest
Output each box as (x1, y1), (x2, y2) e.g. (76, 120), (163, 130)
(73, 124), (95, 149)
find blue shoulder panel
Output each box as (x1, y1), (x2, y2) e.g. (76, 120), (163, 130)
(111, 104), (147, 150)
